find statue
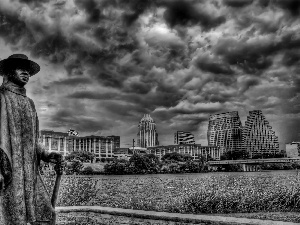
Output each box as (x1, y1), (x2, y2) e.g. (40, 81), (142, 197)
(0, 54), (64, 225)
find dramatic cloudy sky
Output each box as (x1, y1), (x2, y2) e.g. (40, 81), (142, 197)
(0, 0), (299, 148)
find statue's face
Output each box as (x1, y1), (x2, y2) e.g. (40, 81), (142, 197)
(8, 68), (30, 87)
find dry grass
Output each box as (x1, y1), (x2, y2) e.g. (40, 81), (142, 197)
(44, 172), (300, 215)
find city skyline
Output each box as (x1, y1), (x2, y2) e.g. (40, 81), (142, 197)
(40, 109), (282, 150)
(0, 0), (299, 149)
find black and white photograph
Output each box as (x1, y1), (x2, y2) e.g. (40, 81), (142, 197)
(0, 0), (300, 224)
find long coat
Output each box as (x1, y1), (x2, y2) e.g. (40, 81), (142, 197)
(0, 83), (55, 225)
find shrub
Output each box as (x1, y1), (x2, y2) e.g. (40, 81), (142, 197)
(65, 151), (95, 163)
(104, 160), (127, 174)
(65, 159), (84, 175)
(80, 166), (94, 175)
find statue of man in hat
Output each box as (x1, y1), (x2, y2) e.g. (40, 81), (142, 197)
(0, 54), (63, 225)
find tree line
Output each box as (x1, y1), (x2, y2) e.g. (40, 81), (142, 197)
(40, 150), (300, 175)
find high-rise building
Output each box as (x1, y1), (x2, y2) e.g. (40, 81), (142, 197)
(207, 111), (243, 155)
(137, 114), (159, 148)
(243, 110), (279, 158)
(174, 131), (195, 145)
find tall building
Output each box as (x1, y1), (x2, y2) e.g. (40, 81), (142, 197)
(40, 130), (120, 162)
(207, 111), (243, 155)
(243, 110), (279, 158)
(137, 114), (159, 148)
(174, 131), (195, 144)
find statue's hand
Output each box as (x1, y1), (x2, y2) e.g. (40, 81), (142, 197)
(0, 173), (4, 194)
(47, 152), (65, 175)
(47, 152), (63, 164)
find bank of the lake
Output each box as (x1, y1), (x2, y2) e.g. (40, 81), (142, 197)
(45, 170), (300, 222)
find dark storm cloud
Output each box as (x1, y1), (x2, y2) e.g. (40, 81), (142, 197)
(172, 104), (222, 115)
(74, 0), (102, 23)
(67, 91), (118, 100)
(203, 92), (235, 103)
(0, 13), (33, 46)
(92, 70), (124, 88)
(101, 101), (146, 118)
(165, 114), (209, 134)
(282, 50), (300, 66)
(0, 0), (141, 79)
(174, 120), (206, 132)
(258, 0), (270, 7)
(50, 77), (92, 86)
(234, 13), (280, 34)
(152, 110), (175, 122)
(121, 0), (153, 26)
(120, 87), (184, 113)
(19, 0), (50, 7)
(223, 0), (253, 7)
(195, 55), (234, 75)
(49, 106), (114, 132)
(64, 57), (84, 76)
(1, 0), (300, 145)
(274, 0), (300, 16)
(239, 77), (261, 93)
(215, 23), (300, 74)
(162, 1), (226, 30)
(123, 80), (153, 94)
(52, 109), (76, 119)
(32, 33), (69, 63)
(215, 38), (275, 75)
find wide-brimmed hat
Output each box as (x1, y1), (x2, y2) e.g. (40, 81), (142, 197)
(0, 54), (40, 76)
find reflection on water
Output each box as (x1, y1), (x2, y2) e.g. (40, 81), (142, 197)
(75, 170), (300, 180)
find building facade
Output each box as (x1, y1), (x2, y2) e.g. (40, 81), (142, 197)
(286, 142), (300, 158)
(113, 148), (133, 160)
(243, 110), (280, 158)
(148, 144), (221, 160)
(137, 114), (159, 148)
(69, 135), (120, 162)
(40, 130), (69, 156)
(207, 111), (243, 155)
(174, 131), (195, 145)
(40, 130), (120, 162)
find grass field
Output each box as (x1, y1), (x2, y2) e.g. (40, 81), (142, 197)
(44, 172), (300, 219)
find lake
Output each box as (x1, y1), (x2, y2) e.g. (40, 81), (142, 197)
(69, 169), (300, 179)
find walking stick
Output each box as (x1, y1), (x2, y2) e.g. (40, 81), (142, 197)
(51, 156), (64, 208)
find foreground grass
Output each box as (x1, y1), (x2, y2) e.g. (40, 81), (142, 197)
(44, 172), (300, 215)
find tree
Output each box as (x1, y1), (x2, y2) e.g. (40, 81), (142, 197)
(65, 159), (84, 175)
(184, 161), (202, 173)
(80, 166), (94, 175)
(127, 154), (150, 174)
(104, 159), (127, 174)
(161, 152), (193, 162)
(221, 150), (249, 160)
(223, 164), (243, 172)
(143, 154), (161, 173)
(65, 151), (96, 163)
(168, 163), (181, 173)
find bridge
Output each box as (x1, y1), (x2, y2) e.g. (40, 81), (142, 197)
(207, 158), (300, 172)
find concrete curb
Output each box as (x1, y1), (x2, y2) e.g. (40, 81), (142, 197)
(56, 206), (299, 225)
